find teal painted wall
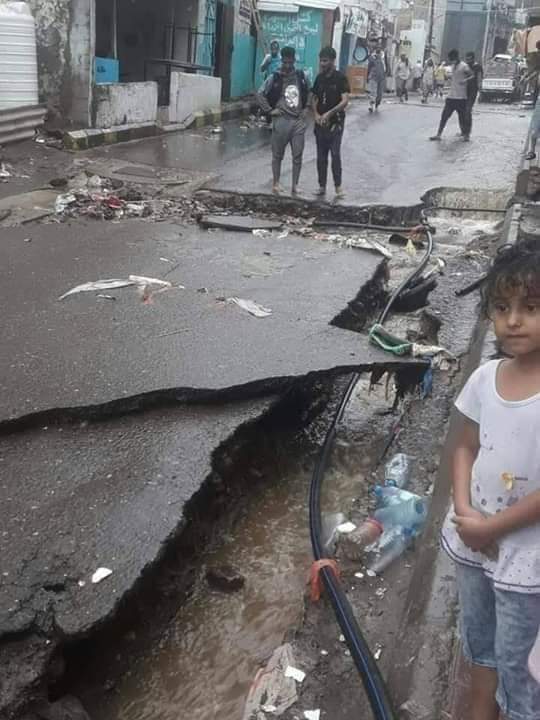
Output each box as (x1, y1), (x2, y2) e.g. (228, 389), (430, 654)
(254, 8), (324, 89)
(231, 32), (256, 97)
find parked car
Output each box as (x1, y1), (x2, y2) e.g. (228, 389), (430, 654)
(479, 54), (522, 102)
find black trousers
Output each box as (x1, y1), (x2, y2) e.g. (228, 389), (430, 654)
(464, 90), (478, 136)
(437, 98), (468, 136)
(315, 124), (343, 188)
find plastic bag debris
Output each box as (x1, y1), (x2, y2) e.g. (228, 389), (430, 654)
(229, 297), (272, 318)
(91, 567), (112, 584)
(0, 162), (13, 178)
(59, 276), (174, 303)
(284, 666), (306, 683)
(252, 228), (272, 238)
(242, 643), (298, 719)
(304, 711), (321, 720)
(59, 279), (135, 300)
(346, 237), (392, 259)
(55, 193), (77, 213)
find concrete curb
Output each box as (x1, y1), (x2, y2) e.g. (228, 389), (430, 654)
(63, 100), (258, 151)
(63, 122), (159, 151)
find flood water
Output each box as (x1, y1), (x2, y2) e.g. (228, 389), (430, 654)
(86, 378), (383, 720)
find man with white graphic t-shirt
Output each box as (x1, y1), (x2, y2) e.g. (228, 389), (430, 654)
(257, 46), (309, 195)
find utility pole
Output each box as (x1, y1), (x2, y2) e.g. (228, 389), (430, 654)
(426, 0), (435, 60)
(482, 0), (492, 65)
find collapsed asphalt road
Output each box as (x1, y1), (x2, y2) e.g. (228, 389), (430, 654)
(0, 98), (530, 719)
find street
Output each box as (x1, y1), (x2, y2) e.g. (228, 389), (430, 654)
(0, 97), (532, 720)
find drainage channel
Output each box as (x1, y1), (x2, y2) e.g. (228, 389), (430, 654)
(46, 192), (505, 720)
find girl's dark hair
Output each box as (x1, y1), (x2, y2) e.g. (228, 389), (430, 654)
(481, 241), (540, 317)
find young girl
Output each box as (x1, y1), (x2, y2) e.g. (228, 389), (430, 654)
(441, 242), (540, 720)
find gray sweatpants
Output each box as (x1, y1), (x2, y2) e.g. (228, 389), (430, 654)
(272, 115), (306, 187)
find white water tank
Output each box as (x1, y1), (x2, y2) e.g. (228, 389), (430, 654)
(0, 1), (39, 110)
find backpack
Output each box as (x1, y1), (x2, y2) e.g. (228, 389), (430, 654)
(265, 69), (309, 110)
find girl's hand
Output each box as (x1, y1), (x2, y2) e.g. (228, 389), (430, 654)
(452, 515), (497, 552)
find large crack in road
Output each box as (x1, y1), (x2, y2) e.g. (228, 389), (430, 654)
(0, 180), (509, 720)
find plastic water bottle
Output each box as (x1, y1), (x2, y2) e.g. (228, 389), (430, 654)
(384, 453), (411, 488)
(373, 497), (428, 531)
(373, 485), (419, 508)
(338, 518), (383, 560)
(368, 527), (414, 574)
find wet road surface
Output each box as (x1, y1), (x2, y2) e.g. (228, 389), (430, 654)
(89, 99), (531, 205)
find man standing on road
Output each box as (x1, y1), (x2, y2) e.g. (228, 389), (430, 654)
(260, 40), (281, 78)
(257, 46), (309, 196)
(312, 46), (350, 199)
(395, 55), (410, 102)
(430, 49), (473, 141)
(464, 51), (483, 136)
(434, 62), (446, 97)
(413, 59), (423, 91)
(421, 58), (435, 103)
(367, 46), (386, 113)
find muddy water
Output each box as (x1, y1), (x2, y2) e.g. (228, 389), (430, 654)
(89, 381), (382, 720)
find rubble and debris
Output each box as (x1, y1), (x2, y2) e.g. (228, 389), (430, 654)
(0, 162), (13, 178)
(199, 214), (282, 232)
(91, 567), (113, 584)
(242, 644), (298, 720)
(304, 711), (321, 720)
(205, 564), (246, 592)
(228, 297), (272, 318)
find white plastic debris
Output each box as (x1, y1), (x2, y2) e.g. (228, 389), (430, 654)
(0, 162), (13, 178)
(320, 650), (328, 656)
(59, 279), (135, 299)
(354, 572), (364, 579)
(211, 126), (223, 134)
(91, 567), (112, 584)
(277, 230), (289, 240)
(345, 237), (392, 259)
(284, 666), (306, 683)
(229, 297), (272, 318)
(339, 634), (346, 643)
(304, 711), (320, 720)
(252, 228), (272, 238)
(261, 705), (277, 714)
(336, 521), (356, 534)
(374, 645), (383, 661)
(366, 569), (377, 578)
(58, 276), (174, 302)
(55, 193), (77, 214)
(242, 643), (298, 719)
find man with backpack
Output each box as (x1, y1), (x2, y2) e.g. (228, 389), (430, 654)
(257, 46), (309, 195)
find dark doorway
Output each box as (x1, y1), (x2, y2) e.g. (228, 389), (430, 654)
(215, 0), (234, 99)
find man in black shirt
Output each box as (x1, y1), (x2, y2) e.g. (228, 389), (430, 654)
(312, 46), (350, 199)
(464, 51), (483, 137)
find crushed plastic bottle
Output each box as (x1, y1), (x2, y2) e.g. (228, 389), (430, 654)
(338, 518), (383, 561)
(368, 527), (414, 574)
(384, 453), (412, 488)
(373, 485), (419, 508)
(373, 497), (428, 532)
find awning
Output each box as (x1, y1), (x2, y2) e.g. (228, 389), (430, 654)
(259, 0), (340, 11)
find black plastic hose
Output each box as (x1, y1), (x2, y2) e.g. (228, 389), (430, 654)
(308, 215), (434, 720)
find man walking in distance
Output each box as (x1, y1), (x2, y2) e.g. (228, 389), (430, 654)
(395, 54), (410, 102)
(367, 46), (386, 113)
(257, 46), (309, 195)
(312, 46), (350, 200)
(260, 40), (280, 78)
(464, 51), (483, 137)
(430, 49), (473, 141)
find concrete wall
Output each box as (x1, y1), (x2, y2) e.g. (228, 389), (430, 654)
(93, 82), (158, 127)
(167, 71), (222, 122)
(26, 0), (93, 125)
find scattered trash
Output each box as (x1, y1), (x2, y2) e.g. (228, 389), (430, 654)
(0, 162), (13, 178)
(77, 580), (86, 587)
(211, 126), (223, 134)
(159, 257), (172, 263)
(367, 527), (415, 574)
(321, 511), (347, 553)
(253, 228), (272, 238)
(405, 238), (417, 256)
(374, 497), (428, 532)
(375, 587), (387, 598)
(96, 294), (116, 301)
(354, 572), (364, 579)
(385, 453), (412, 488)
(338, 519), (383, 561)
(304, 710), (321, 720)
(55, 193), (77, 214)
(373, 645), (383, 661)
(366, 569), (376, 577)
(285, 666), (306, 683)
(23, 237), (31, 243)
(320, 649), (328, 656)
(277, 230), (289, 240)
(206, 564), (245, 592)
(58, 276), (174, 303)
(242, 643), (298, 720)
(336, 521), (356, 534)
(261, 705), (277, 713)
(339, 634), (346, 642)
(374, 485), (418, 507)
(229, 297), (272, 318)
(91, 567), (112, 584)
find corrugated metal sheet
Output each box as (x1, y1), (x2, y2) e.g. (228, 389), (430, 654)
(0, 104), (46, 145)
